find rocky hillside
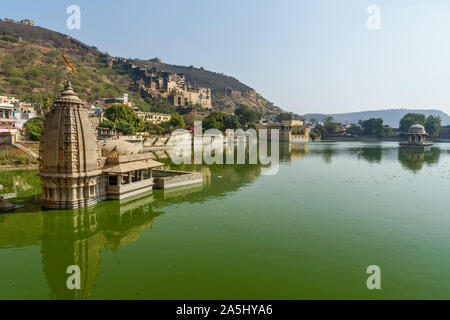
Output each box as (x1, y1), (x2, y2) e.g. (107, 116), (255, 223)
(0, 20), (281, 115)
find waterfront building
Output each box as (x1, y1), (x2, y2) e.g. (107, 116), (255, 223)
(14, 102), (36, 130)
(103, 93), (133, 107)
(0, 96), (20, 104)
(0, 103), (17, 138)
(38, 81), (164, 209)
(255, 121), (310, 143)
(399, 124), (433, 151)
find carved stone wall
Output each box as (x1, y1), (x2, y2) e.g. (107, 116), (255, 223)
(38, 81), (103, 209)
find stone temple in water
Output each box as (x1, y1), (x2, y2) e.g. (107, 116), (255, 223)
(38, 81), (165, 209)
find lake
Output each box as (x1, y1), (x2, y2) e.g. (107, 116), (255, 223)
(1, 141), (450, 299)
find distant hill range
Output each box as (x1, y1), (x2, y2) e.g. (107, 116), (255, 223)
(0, 19), (281, 114)
(304, 109), (450, 127)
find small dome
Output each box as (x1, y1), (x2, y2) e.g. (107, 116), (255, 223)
(408, 124), (426, 134)
(100, 140), (141, 157)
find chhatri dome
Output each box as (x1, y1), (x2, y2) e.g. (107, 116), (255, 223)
(399, 123), (433, 151)
(408, 124), (426, 135)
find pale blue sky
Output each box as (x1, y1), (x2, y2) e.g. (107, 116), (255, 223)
(3, 0), (450, 114)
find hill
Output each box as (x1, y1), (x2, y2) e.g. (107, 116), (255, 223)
(0, 20), (280, 115)
(304, 109), (450, 127)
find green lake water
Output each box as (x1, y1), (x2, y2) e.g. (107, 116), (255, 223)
(1, 141), (450, 299)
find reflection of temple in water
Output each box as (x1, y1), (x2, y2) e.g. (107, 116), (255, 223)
(0, 161), (265, 299)
(40, 197), (164, 299)
(398, 148), (440, 173)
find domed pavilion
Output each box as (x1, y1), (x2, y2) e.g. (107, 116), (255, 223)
(399, 124), (433, 151)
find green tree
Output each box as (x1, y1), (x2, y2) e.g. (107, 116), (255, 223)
(40, 96), (50, 115)
(115, 119), (135, 135)
(381, 125), (392, 137)
(399, 113), (426, 132)
(104, 104), (144, 131)
(234, 104), (261, 127)
(203, 111), (225, 130)
(346, 124), (362, 136)
(182, 112), (196, 128)
(24, 117), (44, 141)
(99, 119), (115, 129)
(323, 116), (338, 135)
(223, 113), (240, 130)
(275, 112), (305, 122)
(202, 111), (239, 131)
(314, 124), (325, 138)
(425, 115), (441, 136)
(168, 112), (185, 129)
(361, 118), (384, 136)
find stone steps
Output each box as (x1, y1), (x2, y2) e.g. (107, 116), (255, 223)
(12, 142), (39, 159)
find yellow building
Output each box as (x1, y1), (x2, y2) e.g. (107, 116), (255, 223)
(136, 111), (171, 124)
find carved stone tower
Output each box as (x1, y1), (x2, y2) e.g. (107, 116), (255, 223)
(38, 81), (106, 209)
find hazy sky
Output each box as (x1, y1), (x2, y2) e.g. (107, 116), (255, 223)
(4, 0), (450, 115)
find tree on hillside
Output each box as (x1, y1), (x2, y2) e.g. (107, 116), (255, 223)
(143, 96), (175, 114)
(399, 113), (426, 132)
(182, 112), (196, 128)
(40, 96), (50, 115)
(425, 115), (441, 136)
(24, 117), (44, 141)
(275, 112), (305, 122)
(234, 104), (261, 127)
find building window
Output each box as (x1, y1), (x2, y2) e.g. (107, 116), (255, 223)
(131, 170), (138, 183)
(48, 188), (53, 199)
(108, 174), (118, 186)
(90, 185), (95, 195)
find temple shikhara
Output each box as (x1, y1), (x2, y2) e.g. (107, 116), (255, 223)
(38, 81), (165, 209)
